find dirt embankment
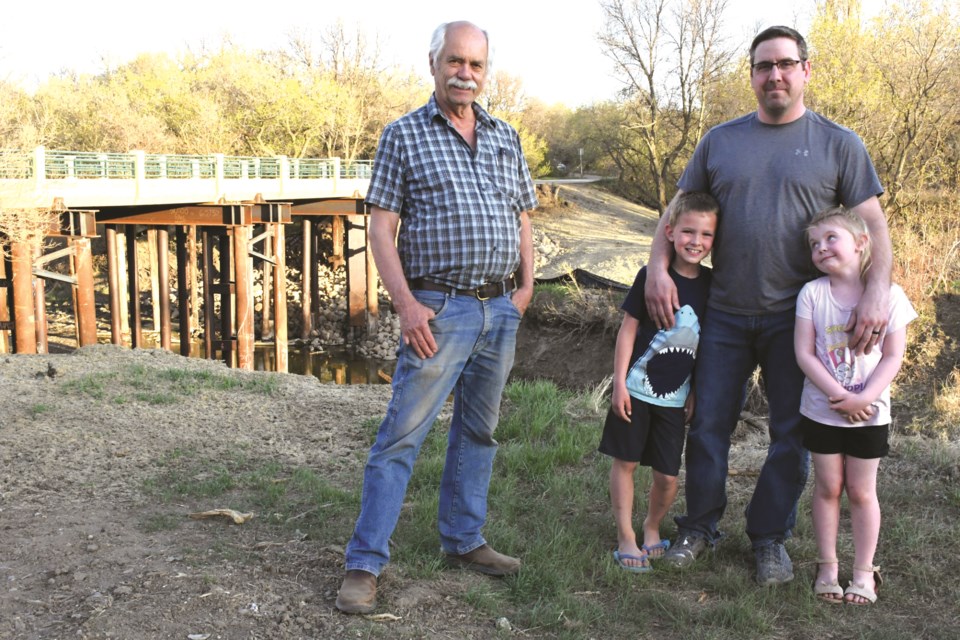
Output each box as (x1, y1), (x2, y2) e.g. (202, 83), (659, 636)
(518, 183), (661, 390)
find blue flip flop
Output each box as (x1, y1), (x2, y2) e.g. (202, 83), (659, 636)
(613, 550), (651, 573)
(642, 540), (671, 559)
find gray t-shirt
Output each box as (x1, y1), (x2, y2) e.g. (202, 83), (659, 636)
(677, 110), (883, 314)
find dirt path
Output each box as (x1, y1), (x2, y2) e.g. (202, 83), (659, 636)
(533, 183), (661, 284)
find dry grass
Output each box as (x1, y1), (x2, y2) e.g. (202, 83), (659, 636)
(930, 369), (960, 439)
(530, 279), (623, 336)
(888, 198), (960, 438)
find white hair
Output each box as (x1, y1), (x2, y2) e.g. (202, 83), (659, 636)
(428, 21), (494, 72)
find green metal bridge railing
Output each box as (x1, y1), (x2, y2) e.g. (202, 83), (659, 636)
(0, 148), (373, 181)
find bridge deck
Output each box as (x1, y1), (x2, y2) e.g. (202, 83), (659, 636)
(0, 147), (371, 209)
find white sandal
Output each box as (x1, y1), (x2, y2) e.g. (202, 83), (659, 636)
(812, 558), (843, 604)
(844, 564), (883, 605)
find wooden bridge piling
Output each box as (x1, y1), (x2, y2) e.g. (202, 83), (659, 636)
(72, 237), (97, 346)
(126, 225), (144, 348)
(234, 225), (254, 370)
(272, 221), (288, 373)
(175, 225), (192, 357)
(153, 228), (171, 350)
(0, 255), (10, 353)
(1, 201), (375, 376)
(11, 242), (36, 354)
(300, 217), (313, 340)
(105, 226), (122, 344)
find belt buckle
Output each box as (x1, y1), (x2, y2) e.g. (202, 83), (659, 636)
(476, 283), (492, 301)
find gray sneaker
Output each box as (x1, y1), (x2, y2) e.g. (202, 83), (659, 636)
(755, 542), (794, 586)
(661, 534), (708, 569)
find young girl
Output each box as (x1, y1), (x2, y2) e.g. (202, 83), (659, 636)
(794, 206), (917, 605)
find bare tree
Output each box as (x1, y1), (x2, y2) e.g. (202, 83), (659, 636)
(599, 0), (732, 211)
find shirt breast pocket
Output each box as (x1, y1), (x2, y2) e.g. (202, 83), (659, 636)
(488, 146), (522, 204)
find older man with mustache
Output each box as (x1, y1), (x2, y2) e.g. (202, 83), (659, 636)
(334, 20), (538, 614)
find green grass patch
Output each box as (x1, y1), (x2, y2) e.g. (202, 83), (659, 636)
(61, 363), (280, 404)
(141, 446), (360, 542)
(28, 403), (54, 417)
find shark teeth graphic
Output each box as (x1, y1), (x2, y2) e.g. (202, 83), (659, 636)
(643, 347), (696, 397)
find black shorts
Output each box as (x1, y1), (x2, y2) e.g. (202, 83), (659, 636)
(597, 401), (685, 476)
(801, 417), (890, 459)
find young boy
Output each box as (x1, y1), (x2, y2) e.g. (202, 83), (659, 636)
(599, 191), (718, 572)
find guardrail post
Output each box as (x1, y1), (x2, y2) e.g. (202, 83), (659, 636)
(215, 154), (225, 200)
(277, 156), (288, 197)
(33, 146), (45, 190)
(332, 158), (341, 193)
(132, 150), (146, 203)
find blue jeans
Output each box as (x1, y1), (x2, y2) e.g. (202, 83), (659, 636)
(344, 289), (522, 576)
(675, 308), (809, 548)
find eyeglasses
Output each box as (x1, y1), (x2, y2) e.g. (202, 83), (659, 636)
(750, 58), (805, 74)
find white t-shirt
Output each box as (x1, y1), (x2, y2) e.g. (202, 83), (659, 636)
(796, 277), (917, 427)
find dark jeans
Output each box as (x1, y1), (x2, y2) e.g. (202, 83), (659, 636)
(675, 308), (810, 548)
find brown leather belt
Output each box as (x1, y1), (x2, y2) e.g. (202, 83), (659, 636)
(408, 276), (516, 300)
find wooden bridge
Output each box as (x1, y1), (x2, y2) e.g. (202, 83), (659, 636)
(0, 147), (377, 372)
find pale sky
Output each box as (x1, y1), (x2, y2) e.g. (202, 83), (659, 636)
(2, 0), (883, 107)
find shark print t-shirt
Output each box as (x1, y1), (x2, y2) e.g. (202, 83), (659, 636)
(622, 266), (711, 408)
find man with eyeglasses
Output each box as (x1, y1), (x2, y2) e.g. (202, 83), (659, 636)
(643, 26), (892, 585)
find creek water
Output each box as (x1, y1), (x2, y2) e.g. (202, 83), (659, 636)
(165, 338), (396, 384)
(256, 344), (395, 384)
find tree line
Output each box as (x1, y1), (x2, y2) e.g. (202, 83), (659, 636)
(1, 1), (957, 220)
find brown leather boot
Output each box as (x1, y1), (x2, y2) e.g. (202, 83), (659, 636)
(445, 544), (521, 576)
(335, 570), (377, 614)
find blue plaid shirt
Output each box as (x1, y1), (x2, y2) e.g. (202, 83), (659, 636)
(365, 95), (538, 289)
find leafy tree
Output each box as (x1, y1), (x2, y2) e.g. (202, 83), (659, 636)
(34, 72), (174, 152)
(808, 0), (960, 215)
(483, 71), (550, 177)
